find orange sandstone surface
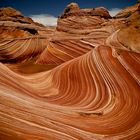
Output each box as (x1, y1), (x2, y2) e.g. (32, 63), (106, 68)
(0, 2), (140, 140)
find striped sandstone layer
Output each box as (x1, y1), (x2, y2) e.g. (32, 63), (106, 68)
(0, 45), (140, 139)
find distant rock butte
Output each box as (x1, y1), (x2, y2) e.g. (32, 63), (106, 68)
(0, 2), (140, 140)
(57, 3), (111, 33)
(0, 7), (37, 25)
(60, 3), (111, 18)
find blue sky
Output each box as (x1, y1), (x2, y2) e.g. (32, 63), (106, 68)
(0, 0), (137, 16)
(0, 0), (138, 26)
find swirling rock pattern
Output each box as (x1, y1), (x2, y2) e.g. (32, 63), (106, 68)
(0, 2), (140, 140)
(36, 39), (95, 64)
(0, 36), (48, 62)
(0, 45), (140, 140)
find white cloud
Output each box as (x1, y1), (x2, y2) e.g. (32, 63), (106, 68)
(109, 8), (121, 17)
(30, 14), (57, 26)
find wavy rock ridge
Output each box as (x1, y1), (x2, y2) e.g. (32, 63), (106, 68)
(0, 2), (140, 140)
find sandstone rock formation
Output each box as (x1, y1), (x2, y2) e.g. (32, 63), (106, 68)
(0, 2), (140, 140)
(36, 4), (113, 65)
(115, 1), (140, 18)
(0, 7), (43, 26)
(0, 7), (55, 63)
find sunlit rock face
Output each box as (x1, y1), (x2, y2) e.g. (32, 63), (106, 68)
(0, 2), (140, 140)
(107, 3), (140, 53)
(115, 1), (140, 18)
